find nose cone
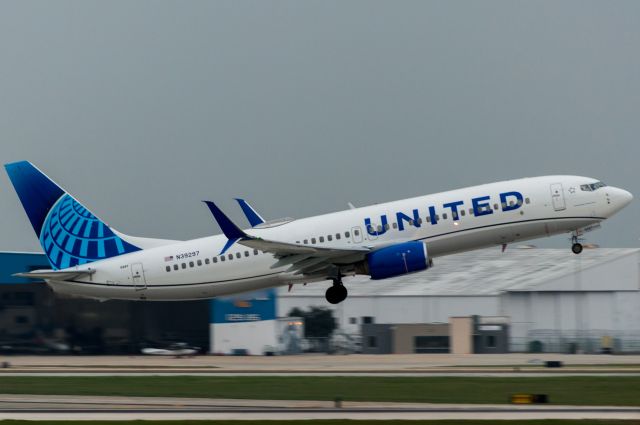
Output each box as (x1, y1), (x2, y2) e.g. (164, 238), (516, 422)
(610, 187), (633, 212)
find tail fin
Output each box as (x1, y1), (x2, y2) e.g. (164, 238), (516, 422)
(5, 161), (141, 270)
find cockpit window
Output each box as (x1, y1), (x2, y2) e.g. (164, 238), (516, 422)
(580, 181), (607, 192)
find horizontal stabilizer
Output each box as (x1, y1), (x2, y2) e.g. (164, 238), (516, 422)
(13, 268), (96, 281)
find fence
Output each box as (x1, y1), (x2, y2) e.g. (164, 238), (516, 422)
(511, 329), (640, 354)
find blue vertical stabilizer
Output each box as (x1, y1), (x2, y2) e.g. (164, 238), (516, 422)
(4, 161), (141, 270)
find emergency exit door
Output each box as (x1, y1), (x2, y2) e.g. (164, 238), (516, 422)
(131, 263), (147, 291)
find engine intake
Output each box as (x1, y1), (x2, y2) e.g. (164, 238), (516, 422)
(365, 241), (431, 280)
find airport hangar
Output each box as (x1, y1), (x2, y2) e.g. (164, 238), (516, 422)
(1, 247), (639, 355)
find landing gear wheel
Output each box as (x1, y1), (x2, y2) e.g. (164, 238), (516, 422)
(325, 280), (348, 304)
(572, 243), (583, 255)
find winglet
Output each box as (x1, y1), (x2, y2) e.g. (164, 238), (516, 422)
(235, 198), (265, 227)
(203, 201), (249, 254)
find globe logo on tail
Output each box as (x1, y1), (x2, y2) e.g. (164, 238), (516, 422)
(39, 194), (140, 269)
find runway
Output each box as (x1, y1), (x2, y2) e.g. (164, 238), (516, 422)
(3, 371), (640, 377)
(3, 353), (640, 376)
(2, 394), (640, 421)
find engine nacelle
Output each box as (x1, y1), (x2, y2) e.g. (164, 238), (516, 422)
(365, 241), (431, 280)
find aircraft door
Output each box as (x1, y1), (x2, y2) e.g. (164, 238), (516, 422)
(351, 226), (363, 243)
(550, 183), (566, 211)
(131, 262), (147, 291)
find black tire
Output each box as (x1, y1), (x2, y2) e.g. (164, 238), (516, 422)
(325, 286), (340, 304)
(325, 284), (348, 304)
(572, 243), (583, 254)
(335, 284), (348, 303)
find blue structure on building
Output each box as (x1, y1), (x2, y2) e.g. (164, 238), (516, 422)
(0, 252), (48, 284)
(0, 252), (209, 353)
(0, 252), (279, 354)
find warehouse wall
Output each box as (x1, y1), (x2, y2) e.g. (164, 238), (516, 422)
(279, 295), (500, 335)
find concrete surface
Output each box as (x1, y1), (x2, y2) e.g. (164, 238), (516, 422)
(2, 353), (640, 374)
(2, 394), (640, 421)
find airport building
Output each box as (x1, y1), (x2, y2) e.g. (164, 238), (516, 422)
(1, 247), (640, 354)
(279, 247), (640, 354)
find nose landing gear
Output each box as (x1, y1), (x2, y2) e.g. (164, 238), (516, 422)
(325, 276), (348, 304)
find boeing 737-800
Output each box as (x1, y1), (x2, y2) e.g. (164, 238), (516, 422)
(5, 161), (633, 304)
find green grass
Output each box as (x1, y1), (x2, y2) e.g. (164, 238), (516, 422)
(1, 376), (640, 406)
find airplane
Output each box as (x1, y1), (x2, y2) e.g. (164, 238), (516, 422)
(4, 160), (633, 304)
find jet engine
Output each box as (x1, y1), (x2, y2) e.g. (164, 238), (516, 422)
(359, 241), (432, 280)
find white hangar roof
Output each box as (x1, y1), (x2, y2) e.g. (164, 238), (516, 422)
(279, 248), (640, 297)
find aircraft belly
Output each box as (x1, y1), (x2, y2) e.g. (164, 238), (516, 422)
(427, 217), (601, 257)
(47, 273), (285, 301)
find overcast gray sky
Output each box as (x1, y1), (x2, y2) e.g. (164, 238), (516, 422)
(1, 1), (638, 251)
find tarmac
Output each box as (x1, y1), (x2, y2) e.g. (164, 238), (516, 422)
(3, 353), (640, 375)
(2, 354), (640, 420)
(2, 394), (640, 421)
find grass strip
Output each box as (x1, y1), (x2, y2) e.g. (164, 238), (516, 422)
(1, 376), (640, 406)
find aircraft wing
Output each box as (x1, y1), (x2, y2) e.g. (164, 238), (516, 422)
(203, 201), (369, 275)
(13, 269), (96, 281)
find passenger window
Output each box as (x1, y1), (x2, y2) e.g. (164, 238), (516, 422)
(205, 258), (210, 265)
(392, 222), (398, 229)
(442, 213), (447, 220)
(220, 256), (225, 262)
(245, 251), (250, 257)
(304, 239), (308, 244)
(354, 229), (360, 236)
(228, 254), (233, 260)
(502, 202), (507, 209)
(460, 210), (465, 217)
(517, 199), (523, 206)
(236, 252), (241, 259)
(173, 264), (179, 271)
(254, 249), (259, 255)
(426, 216), (431, 223)
(345, 231), (350, 238)
(319, 236), (324, 243)
(408, 220), (413, 226)
(525, 198), (530, 204)
(311, 238), (316, 244)
(213, 257), (218, 263)
(494, 204), (499, 210)
(189, 261), (194, 268)
(328, 235), (333, 241)
(181, 263), (186, 269)
(336, 233), (341, 240)
(197, 260), (202, 266)
(509, 201), (515, 206)
(165, 266), (171, 272)
(377, 225), (383, 232)
(384, 224), (390, 230)
(418, 218), (423, 224)
(453, 212), (459, 220)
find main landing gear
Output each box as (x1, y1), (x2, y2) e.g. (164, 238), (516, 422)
(325, 276), (348, 304)
(571, 234), (583, 255)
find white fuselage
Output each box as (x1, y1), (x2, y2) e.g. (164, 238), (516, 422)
(46, 176), (632, 300)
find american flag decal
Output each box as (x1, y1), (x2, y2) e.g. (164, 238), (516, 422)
(164, 255), (174, 262)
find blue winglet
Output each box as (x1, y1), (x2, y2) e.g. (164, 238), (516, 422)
(203, 201), (249, 254)
(235, 198), (265, 227)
